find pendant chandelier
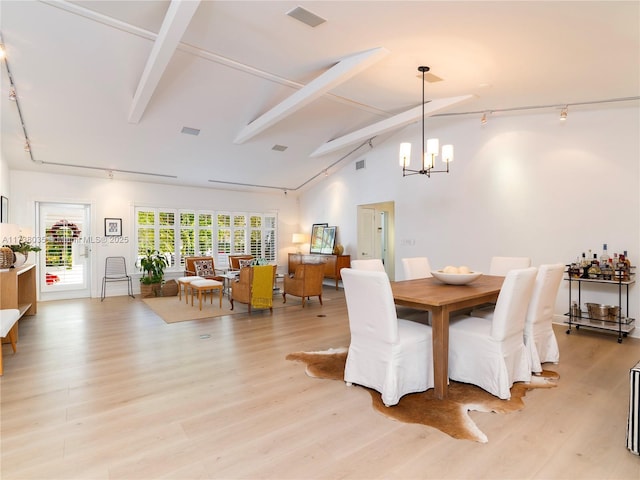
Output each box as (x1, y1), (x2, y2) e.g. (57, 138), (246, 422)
(399, 66), (453, 177)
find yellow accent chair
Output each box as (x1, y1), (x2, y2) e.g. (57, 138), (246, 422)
(230, 264), (277, 314)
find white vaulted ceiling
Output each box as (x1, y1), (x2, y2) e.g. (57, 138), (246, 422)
(1, 1), (638, 193)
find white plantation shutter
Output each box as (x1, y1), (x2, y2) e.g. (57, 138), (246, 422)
(136, 208), (278, 271)
(43, 210), (85, 287)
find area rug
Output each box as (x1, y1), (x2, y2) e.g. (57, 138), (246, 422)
(142, 295), (293, 324)
(286, 348), (559, 443)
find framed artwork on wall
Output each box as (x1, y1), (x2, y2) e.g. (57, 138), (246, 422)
(104, 218), (122, 237)
(1, 196), (7, 223)
(310, 223), (328, 254)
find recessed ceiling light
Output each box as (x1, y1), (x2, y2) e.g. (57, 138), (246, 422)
(286, 6), (326, 28)
(181, 126), (200, 136)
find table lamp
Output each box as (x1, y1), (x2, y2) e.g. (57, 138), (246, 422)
(292, 233), (307, 254)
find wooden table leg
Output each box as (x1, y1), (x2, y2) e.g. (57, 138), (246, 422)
(430, 306), (450, 400)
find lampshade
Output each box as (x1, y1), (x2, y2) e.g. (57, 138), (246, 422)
(426, 138), (439, 155)
(399, 142), (411, 167)
(442, 144), (454, 163)
(0, 223), (20, 245)
(292, 233), (307, 244)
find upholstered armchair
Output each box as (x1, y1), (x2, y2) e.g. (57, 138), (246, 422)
(282, 263), (325, 307)
(184, 256), (224, 282)
(229, 255), (254, 272)
(230, 264), (277, 314)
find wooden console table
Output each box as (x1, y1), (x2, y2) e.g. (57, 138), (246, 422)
(1, 263), (37, 345)
(288, 253), (351, 290)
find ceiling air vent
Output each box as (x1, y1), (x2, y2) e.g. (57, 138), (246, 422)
(181, 126), (200, 136)
(416, 72), (443, 83)
(272, 144), (288, 152)
(286, 6), (326, 27)
(355, 159), (366, 170)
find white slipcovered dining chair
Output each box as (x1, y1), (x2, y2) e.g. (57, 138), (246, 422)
(448, 267), (537, 399)
(524, 264), (564, 373)
(489, 256), (532, 276)
(401, 257), (433, 280)
(470, 264), (564, 374)
(341, 268), (434, 406)
(350, 258), (386, 272)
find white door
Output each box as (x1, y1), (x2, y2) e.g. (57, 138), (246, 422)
(357, 207), (376, 260)
(357, 202), (395, 279)
(38, 202), (91, 300)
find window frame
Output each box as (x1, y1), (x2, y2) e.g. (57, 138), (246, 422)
(134, 206), (278, 272)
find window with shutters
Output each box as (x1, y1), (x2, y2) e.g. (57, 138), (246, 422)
(135, 207), (277, 271)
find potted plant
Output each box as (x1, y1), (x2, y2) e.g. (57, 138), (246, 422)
(9, 238), (41, 268)
(138, 249), (168, 297)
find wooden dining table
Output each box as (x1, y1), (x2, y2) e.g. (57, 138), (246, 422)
(390, 275), (504, 400)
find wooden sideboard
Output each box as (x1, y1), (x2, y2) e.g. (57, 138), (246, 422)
(1, 263), (37, 344)
(288, 253), (351, 290)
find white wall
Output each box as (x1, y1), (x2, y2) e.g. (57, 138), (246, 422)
(299, 105), (640, 338)
(7, 171), (300, 298)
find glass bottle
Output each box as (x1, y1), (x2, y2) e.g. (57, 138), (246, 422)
(601, 260), (613, 280)
(588, 255), (601, 279)
(623, 250), (631, 281)
(599, 243), (610, 266)
(580, 252), (590, 278)
(617, 253), (627, 281)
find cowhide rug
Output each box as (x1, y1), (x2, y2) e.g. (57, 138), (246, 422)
(286, 348), (559, 443)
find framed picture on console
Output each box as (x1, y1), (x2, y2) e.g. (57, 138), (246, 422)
(310, 223), (328, 254)
(320, 226), (336, 254)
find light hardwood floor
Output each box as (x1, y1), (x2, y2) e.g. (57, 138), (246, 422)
(1, 287), (639, 479)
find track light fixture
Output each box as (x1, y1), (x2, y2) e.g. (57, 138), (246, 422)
(399, 66), (453, 178)
(481, 112), (488, 125)
(24, 141), (30, 152)
(560, 106), (568, 121)
(8, 86), (16, 101)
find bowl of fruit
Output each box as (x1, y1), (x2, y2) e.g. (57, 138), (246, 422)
(431, 265), (483, 285)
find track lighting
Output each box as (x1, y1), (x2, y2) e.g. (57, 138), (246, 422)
(560, 106), (568, 121)
(24, 141), (30, 152)
(8, 86), (16, 101)
(481, 112), (488, 125)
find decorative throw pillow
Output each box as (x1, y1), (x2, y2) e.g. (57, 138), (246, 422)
(194, 259), (214, 277)
(239, 259), (253, 269)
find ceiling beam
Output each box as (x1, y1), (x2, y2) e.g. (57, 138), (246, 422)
(309, 95), (475, 158)
(233, 47), (389, 144)
(128, 0), (201, 124)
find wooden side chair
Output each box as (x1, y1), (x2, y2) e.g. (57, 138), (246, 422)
(184, 256), (224, 282)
